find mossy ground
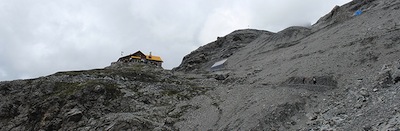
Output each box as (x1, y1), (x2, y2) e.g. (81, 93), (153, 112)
(53, 64), (161, 83)
(53, 80), (121, 99)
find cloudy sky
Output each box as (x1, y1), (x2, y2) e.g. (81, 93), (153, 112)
(0, 0), (351, 81)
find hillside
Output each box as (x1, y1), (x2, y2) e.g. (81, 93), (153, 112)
(0, 63), (220, 130)
(1, 0), (400, 130)
(173, 0), (400, 130)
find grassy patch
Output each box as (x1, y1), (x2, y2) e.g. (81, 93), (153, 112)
(163, 85), (211, 101)
(54, 82), (82, 98)
(162, 90), (181, 96)
(53, 65), (161, 83)
(82, 80), (121, 99)
(53, 80), (121, 99)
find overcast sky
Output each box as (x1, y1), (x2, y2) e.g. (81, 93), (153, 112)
(0, 0), (351, 81)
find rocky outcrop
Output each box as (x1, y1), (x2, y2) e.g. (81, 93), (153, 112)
(173, 29), (273, 72)
(0, 64), (215, 130)
(174, 0), (400, 130)
(313, 0), (397, 31)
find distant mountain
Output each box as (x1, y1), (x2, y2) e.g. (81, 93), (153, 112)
(1, 0), (400, 130)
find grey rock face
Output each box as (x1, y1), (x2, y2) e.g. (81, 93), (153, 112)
(2, 0), (400, 130)
(174, 0), (400, 130)
(173, 29), (273, 73)
(0, 65), (215, 131)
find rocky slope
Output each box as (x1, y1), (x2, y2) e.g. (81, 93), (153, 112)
(0, 63), (217, 130)
(175, 0), (400, 130)
(173, 29), (273, 73)
(1, 0), (400, 130)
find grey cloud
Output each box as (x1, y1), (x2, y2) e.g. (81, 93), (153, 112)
(0, 0), (351, 81)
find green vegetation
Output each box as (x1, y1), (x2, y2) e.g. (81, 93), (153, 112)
(54, 82), (81, 98)
(162, 89), (181, 96)
(53, 64), (160, 83)
(53, 80), (121, 99)
(160, 84), (211, 101)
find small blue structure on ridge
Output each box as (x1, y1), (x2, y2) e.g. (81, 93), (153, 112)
(354, 9), (363, 16)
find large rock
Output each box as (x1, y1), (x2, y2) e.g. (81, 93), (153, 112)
(173, 29), (273, 73)
(65, 108), (83, 122)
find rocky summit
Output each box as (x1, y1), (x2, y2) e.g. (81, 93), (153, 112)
(1, 0), (400, 130)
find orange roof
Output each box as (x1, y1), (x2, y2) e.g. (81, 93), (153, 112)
(146, 55), (163, 62)
(126, 51), (163, 62)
